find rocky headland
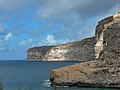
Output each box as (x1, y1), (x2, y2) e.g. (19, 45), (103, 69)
(50, 8), (120, 88)
(27, 37), (96, 61)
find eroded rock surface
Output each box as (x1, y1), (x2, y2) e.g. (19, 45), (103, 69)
(50, 8), (120, 88)
(95, 16), (113, 59)
(27, 46), (54, 61)
(27, 37), (95, 61)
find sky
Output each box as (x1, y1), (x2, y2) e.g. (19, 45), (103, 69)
(0, 0), (120, 60)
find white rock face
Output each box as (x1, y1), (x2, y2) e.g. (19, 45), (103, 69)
(95, 16), (113, 59)
(95, 32), (104, 59)
(95, 10), (120, 59)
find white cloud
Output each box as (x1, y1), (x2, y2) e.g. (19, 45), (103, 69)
(19, 38), (38, 48)
(4, 32), (13, 41)
(43, 34), (73, 45)
(19, 34), (73, 48)
(19, 38), (33, 46)
(45, 35), (56, 44)
(0, 31), (14, 52)
(0, 32), (14, 52)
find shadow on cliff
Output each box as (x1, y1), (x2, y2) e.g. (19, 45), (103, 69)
(27, 46), (54, 60)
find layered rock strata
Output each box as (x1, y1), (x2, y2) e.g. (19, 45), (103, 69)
(27, 46), (54, 61)
(50, 8), (120, 88)
(27, 37), (95, 61)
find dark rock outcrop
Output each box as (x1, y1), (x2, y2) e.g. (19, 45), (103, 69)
(27, 37), (96, 61)
(50, 8), (120, 88)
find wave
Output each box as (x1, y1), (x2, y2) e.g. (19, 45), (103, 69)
(42, 80), (51, 87)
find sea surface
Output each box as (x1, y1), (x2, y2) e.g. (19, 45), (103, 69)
(0, 60), (118, 90)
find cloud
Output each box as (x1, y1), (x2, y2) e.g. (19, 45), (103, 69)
(38, 0), (118, 19)
(43, 34), (73, 45)
(4, 32), (13, 41)
(0, 24), (14, 52)
(45, 35), (56, 45)
(0, 0), (25, 12)
(19, 34), (73, 48)
(38, 0), (92, 19)
(76, 0), (118, 17)
(36, 0), (119, 40)
(0, 0), (118, 17)
(0, 24), (14, 41)
(19, 38), (37, 48)
(0, 0), (40, 12)
(0, 33), (14, 52)
(0, 0), (118, 40)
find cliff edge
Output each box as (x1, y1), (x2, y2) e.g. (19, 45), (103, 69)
(27, 37), (96, 61)
(50, 8), (120, 88)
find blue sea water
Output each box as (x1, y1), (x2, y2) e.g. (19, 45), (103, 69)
(0, 60), (118, 90)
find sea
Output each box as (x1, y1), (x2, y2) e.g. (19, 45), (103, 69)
(0, 60), (118, 90)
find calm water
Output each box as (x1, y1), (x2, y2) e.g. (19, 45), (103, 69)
(0, 60), (118, 90)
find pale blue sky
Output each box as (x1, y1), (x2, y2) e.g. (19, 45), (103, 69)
(0, 0), (120, 60)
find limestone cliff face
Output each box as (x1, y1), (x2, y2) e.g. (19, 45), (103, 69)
(27, 46), (54, 61)
(50, 8), (120, 88)
(95, 16), (113, 59)
(27, 37), (96, 61)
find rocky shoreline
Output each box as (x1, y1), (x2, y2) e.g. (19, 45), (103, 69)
(50, 8), (120, 88)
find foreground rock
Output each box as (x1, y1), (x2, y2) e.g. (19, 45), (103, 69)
(50, 61), (118, 87)
(50, 8), (120, 88)
(27, 37), (95, 61)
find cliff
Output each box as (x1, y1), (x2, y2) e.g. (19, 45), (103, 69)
(27, 37), (96, 61)
(50, 8), (120, 88)
(27, 46), (54, 61)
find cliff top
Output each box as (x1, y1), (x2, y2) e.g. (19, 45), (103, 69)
(53, 37), (95, 49)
